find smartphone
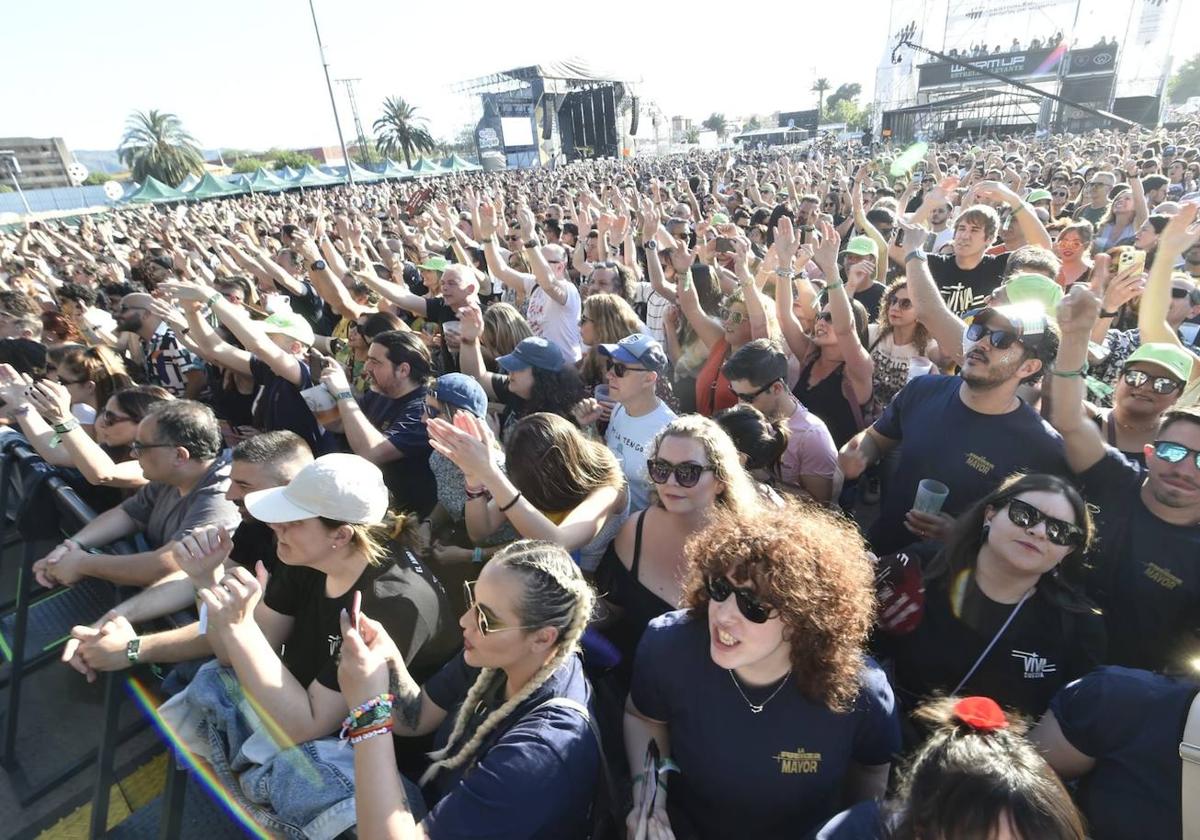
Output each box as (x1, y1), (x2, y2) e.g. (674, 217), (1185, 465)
(281, 224), (297, 237)
(1117, 249), (1145, 275)
(715, 237), (736, 253)
(308, 349), (326, 379)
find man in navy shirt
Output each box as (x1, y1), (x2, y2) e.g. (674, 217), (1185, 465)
(1049, 286), (1200, 672)
(840, 301), (1068, 554)
(321, 330), (437, 518)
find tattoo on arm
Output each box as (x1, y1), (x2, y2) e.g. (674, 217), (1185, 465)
(390, 660), (422, 731)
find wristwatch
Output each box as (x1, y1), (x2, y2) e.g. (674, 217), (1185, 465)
(643, 240), (659, 251)
(523, 239), (539, 250)
(1099, 308), (1119, 318)
(905, 249), (928, 263)
(311, 259), (327, 272)
(126, 637), (141, 664)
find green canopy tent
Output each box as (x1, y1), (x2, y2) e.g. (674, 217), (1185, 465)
(293, 164), (341, 187)
(376, 159), (413, 179)
(277, 166), (301, 182)
(440, 153), (481, 172)
(186, 172), (248, 200)
(246, 167), (287, 193)
(408, 158), (442, 176)
(177, 172), (201, 192)
(345, 161), (383, 183)
(123, 176), (188, 205)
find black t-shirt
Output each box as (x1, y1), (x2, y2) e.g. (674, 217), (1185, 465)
(1079, 448), (1200, 672)
(359, 387), (436, 518)
(249, 357), (325, 453)
(424, 296), (461, 374)
(489, 373), (526, 441)
(262, 547), (450, 690)
(875, 545), (1106, 720)
(928, 252), (1009, 314)
(229, 518), (279, 576)
(853, 282), (886, 321)
(284, 279), (327, 331)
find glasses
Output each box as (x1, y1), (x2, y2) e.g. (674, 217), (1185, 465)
(1171, 288), (1193, 300)
(101, 409), (133, 425)
(1153, 440), (1200, 470)
(606, 359), (647, 378)
(348, 322), (362, 333)
(1052, 191), (1067, 198)
(463, 580), (538, 636)
(423, 401), (455, 420)
(887, 296), (913, 310)
(129, 440), (176, 455)
(965, 321), (1021, 350)
(729, 379), (779, 402)
(118, 304), (147, 313)
(647, 458), (713, 488)
(1005, 498), (1085, 547)
(816, 311), (834, 323)
(1122, 369), (1183, 394)
(705, 576), (774, 624)
(718, 306), (746, 325)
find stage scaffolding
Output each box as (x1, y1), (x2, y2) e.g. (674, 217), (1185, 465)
(883, 89), (1047, 143)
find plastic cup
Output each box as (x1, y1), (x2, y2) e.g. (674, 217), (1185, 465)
(906, 356), (934, 381)
(912, 479), (950, 514)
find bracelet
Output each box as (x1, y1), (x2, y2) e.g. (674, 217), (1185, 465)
(1051, 363), (1089, 378)
(350, 723), (393, 745)
(206, 293), (223, 309)
(824, 281), (845, 291)
(774, 268), (795, 279)
(52, 418), (81, 435)
(464, 484), (490, 500)
(1098, 308), (1119, 318)
(334, 390), (354, 402)
(498, 491), (523, 513)
(339, 694), (395, 741)
(472, 547), (484, 564)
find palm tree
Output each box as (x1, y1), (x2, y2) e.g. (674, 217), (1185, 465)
(118, 110), (204, 186)
(373, 97), (436, 168)
(811, 78), (831, 119)
(702, 113), (728, 140)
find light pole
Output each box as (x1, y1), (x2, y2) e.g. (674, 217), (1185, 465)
(307, 0), (354, 185)
(0, 152), (33, 215)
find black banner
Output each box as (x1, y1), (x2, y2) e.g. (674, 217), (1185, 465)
(777, 109), (820, 131)
(918, 44), (1117, 88)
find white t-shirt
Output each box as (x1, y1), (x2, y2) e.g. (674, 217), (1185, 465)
(605, 400), (677, 512)
(521, 274), (583, 362)
(72, 403), (97, 425)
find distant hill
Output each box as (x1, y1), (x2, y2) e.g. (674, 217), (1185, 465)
(73, 148), (225, 175)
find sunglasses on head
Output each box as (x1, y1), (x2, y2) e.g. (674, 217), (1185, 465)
(647, 457), (712, 488)
(463, 580), (537, 636)
(965, 321), (1021, 350)
(705, 575), (774, 624)
(606, 359), (646, 377)
(1154, 440), (1200, 469)
(718, 306), (746, 325)
(1122, 368), (1182, 394)
(1005, 498), (1084, 547)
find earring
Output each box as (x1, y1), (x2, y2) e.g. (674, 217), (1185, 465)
(981, 523), (990, 542)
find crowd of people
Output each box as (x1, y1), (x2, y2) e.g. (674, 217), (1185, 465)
(1, 121), (1199, 839)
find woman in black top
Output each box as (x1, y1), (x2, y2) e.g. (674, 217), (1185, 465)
(874, 473), (1107, 727)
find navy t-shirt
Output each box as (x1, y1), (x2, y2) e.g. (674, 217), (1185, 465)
(421, 653), (599, 840)
(1051, 666), (1198, 840)
(359, 387), (436, 518)
(808, 800), (888, 839)
(631, 610), (901, 840)
(867, 375), (1069, 555)
(249, 356), (324, 452)
(1078, 448), (1200, 672)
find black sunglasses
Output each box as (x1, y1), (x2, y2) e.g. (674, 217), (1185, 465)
(729, 379), (779, 402)
(1171, 287), (1193, 300)
(1122, 369), (1183, 394)
(1154, 440), (1200, 470)
(965, 321), (1021, 350)
(647, 458), (713, 488)
(101, 409), (134, 425)
(1005, 498), (1084, 548)
(705, 576), (774, 624)
(606, 359), (647, 378)
(816, 311), (834, 323)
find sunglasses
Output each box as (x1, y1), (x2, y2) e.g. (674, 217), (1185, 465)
(816, 311), (834, 323)
(729, 378), (779, 402)
(463, 580), (538, 636)
(423, 401), (456, 420)
(705, 575), (774, 624)
(606, 359), (647, 378)
(1005, 498), (1085, 548)
(1153, 440), (1200, 470)
(647, 457), (713, 488)
(886, 296), (913, 310)
(1171, 287), (1194, 300)
(1052, 192), (1067, 198)
(1122, 369), (1183, 394)
(965, 321), (1021, 350)
(130, 440), (176, 455)
(718, 306), (746, 325)
(101, 409), (134, 425)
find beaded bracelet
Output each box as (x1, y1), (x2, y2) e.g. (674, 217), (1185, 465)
(339, 694), (394, 741)
(350, 723), (394, 745)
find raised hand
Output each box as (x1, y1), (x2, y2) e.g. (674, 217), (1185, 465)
(27, 379), (72, 425)
(173, 525), (234, 590)
(1056, 284), (1102, 335)
(198, 563), (268, 634)
(337, 609), (407, 709)
(457, 303), (484, 342)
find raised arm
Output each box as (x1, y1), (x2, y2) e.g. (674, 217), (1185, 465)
(518, 207), (570, 307)
(479, 204), (533, 293)
(976, 180), (1051, 250)
(813, 223), (874, 403)
(896, 218), (966, 363)
(1048, 287), (1108, 474)
(454, 303), (497, 400)
(1139, 204), (1200, 385)
(851, 166), (890, 284)
(25, 381), (147, 488)
(672, 247), (725, 350)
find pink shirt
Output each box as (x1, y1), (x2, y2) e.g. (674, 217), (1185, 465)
(780, 399), (838, 487)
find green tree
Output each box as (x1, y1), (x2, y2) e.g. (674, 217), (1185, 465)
(1169, 53), (1200, 103)
(685, 128), (701, 144)
(826, 82), (862, 110)
(271, 149), (320, 170)
(373, 96), (436, 168)
(232, 157), (268, 174)
(828, 99), (869, 130)
(746, 115), (762, 131)
(83, 172), (111, 186)
(0, 184), (12, 193)
(702, 113), (728, 139)
(117, 109), (205, 186)
(811, 77), (831, 118)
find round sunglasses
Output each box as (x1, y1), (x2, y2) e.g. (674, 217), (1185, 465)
(1004, 498), (1084, 547)
(647, 458), (713, 487)
(705, 575), (775, 624)
(1122, 369), (1183, 395)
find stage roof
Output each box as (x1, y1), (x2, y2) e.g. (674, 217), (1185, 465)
(456, 58), (637, 95)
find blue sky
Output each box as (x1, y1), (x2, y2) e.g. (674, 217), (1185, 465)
(6, 0), (1198, 154)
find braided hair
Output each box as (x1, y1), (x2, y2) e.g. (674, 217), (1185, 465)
(420, 540), (595, 785)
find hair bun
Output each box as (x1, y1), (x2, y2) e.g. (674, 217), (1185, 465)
(952, 696), (1008, 732)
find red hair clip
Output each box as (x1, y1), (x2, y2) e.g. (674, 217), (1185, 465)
(952, 696), (1008, 732)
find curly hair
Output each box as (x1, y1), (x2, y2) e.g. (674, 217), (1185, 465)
(647, 414), (763, 519)
(579, 293), (642, 386)
(871, 279), (931, 356)
(681, 502), (874, 713)
(524, 365), (587, 423)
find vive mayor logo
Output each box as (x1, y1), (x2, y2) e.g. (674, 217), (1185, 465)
(1011, 649), (1056, 679)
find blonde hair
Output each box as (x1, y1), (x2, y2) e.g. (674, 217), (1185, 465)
(580, 293), (643, 385)
(420, 540), (595, 785)
(482, 302), (533, 360)
(317, 510), (420, 567)
(647, 414), (763, 519)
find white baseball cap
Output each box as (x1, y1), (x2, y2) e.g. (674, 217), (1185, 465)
(245, 453), (388, 525)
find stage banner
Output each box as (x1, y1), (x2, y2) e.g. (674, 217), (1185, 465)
(919, 44), (1117, 88)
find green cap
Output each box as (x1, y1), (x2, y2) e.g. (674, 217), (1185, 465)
(710, 212), (730, 225)
(842, 235), (879, 259)
(262, 311), (315, 347)
(1004, 273), (1063, 313)
(1124, 342), (1194, 383)
(1026, 189), (1053, 205)
(416, 255), (450, 272)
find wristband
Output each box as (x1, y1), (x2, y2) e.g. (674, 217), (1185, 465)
(1051, 362), (1089, 378)
(206, 293), (223, 309)
(52, 418), (81, 435)
(1099, 308), (1119, 319)
(126, 637), (141, 664)
(905, 249), (928, 263)
(472, 547), (484, 565)
(334, 390), (354, 402)
(824, 281), (845, 291)
(523, 239), (539, 250)
(498, 491), (523, 513)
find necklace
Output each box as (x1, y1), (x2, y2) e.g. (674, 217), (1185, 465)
(728, 668), (792, 714)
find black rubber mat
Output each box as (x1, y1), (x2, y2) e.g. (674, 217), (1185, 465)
(0, 578), (116, 662)
(106, 776), (259, 840)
